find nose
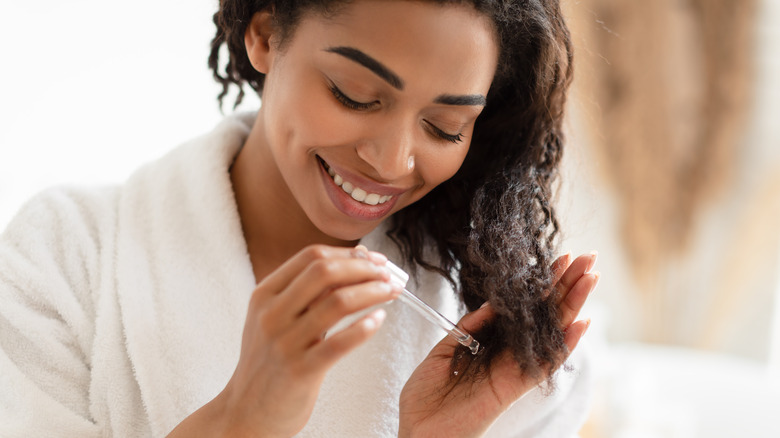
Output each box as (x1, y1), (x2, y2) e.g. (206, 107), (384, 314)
(355, 119), (416, 182)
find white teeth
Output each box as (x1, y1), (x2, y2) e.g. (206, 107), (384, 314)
(323, 162), (393, 206)
(351, 188), (367, 202)
(364, 193), (380, 205)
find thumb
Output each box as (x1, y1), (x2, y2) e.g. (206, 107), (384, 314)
(431, 302), (495, 354)
(458, 302), (496, 334)
(429, 303), (495, 354)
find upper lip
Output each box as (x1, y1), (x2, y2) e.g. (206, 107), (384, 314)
(319, 156), (410, 197)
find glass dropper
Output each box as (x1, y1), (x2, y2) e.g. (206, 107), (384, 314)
(385, 260), (481, 355)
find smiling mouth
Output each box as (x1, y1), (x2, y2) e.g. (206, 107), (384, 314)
(319, 158), (394, 206)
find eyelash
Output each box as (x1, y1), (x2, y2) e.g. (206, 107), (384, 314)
(328, 84), (377, 111)
(328, 84), (464, 144)
(426, 123), (464, 144)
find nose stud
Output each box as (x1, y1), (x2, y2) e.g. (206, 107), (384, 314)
(407, 155), (415, 171)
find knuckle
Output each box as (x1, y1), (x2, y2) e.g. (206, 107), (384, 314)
(323, 334), (354, 358)
(327, 289), (353, 313)
(322, 339), (348, 359)
(248, 287), (267, 312)
(303, 244), (330, 262)
(311, 259), (340, 281)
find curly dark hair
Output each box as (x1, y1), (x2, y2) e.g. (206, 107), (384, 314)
(209, 0), (574, 386)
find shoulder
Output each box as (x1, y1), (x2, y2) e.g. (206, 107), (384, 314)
(0, 185), (121, 303)
(2, 185), (120, 252)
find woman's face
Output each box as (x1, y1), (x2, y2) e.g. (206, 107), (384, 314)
(251, 0), (499, 242)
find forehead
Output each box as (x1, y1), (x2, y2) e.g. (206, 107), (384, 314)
(292, 0), (499, 93)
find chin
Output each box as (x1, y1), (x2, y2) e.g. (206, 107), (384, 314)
(316, 217), (385, 244)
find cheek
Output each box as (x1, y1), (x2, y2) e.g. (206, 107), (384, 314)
(418, 145), (470, 189)
(292, 98), (335, 146)
(264, 70), (340, 153)
(282, 80), (359, 149)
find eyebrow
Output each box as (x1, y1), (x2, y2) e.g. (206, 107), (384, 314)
(324, 45), (488, 107)
(325, 46), (404, 90)
(434, 94), (487, 107)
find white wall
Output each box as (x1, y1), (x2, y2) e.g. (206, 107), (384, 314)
(0, 0), (259, 229)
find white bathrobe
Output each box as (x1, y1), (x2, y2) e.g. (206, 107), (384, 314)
(0, 113), (592, 437)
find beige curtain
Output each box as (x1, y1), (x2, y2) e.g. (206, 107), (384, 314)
(564, 0), (757, 342)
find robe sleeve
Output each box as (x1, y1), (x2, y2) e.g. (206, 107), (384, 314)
(0, 187), (113, 437)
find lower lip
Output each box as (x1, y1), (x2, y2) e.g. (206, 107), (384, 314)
(318, 159), (399, 221)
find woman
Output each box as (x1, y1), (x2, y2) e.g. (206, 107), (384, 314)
(0, 0), (598, 436)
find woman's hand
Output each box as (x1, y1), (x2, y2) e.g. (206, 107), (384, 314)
(398, 251), (599, 438)
(168, 245), (401, 438)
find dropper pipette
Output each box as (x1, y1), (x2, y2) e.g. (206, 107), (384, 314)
(385, 261), (481, 355)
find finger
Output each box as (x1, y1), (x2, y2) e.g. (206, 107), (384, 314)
(421, 302), (496, 353)
(416, 303), (496, 356)
(307, 308), (387, 369)
(253, 245), (351, 302)
(563, 318), (591, 355)
(290, 280), (401, 349)
(559, 271), (600, 327)
(550, 251), (572, 287)
(354, 244), (389, 265)
(271, 257), (392, 323)
(554, 251), (597, 305)
(293, 252), (391, 312)
(253, 245), (388, 303)
(299, 246), (389, 311)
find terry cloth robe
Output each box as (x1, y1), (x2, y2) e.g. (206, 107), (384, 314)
(0, 112), (592, 437)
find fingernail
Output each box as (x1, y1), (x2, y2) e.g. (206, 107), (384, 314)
(584, 318), (592, 335)
(368, 251), (388, 265)
(585, 250), (598, 273)
(389, 282), (403, 298)
(365, 308), (387, 330)
(557, 251), (572, 266)
(480, 301), (490, 309)
(378, 266), (392, 282)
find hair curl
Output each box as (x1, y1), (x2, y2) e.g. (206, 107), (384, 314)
(209, 0), (574, 387)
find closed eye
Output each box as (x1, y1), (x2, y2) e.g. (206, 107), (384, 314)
(425, 121), (464, 144)
(328, 83), (378, 111)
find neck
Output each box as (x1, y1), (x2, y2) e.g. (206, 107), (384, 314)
(230, 112), (356, 282)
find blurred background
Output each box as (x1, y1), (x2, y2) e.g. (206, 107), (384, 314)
(562, 0), (780, 436)
(0, 0), (778, 436)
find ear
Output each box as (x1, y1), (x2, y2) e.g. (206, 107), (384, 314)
(245, 11), (277, 74)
